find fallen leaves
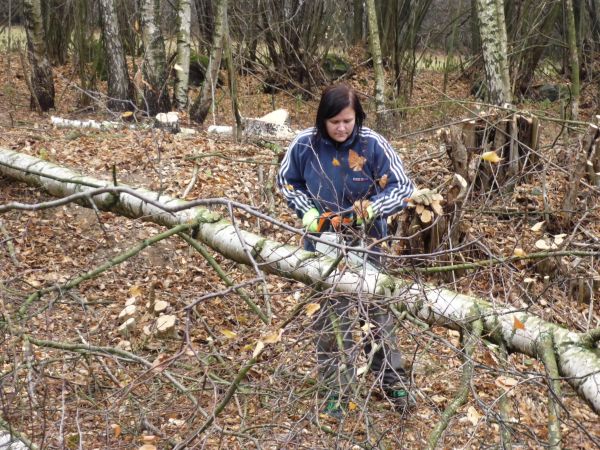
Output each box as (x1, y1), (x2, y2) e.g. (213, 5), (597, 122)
(481, 150), (502, 163)
(305, 303), (321, 317)
(348, 149), (366, 171)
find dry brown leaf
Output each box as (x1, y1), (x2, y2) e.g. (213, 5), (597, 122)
(305, 303), (321, 317)
(534, 239), (550, 250)
(481, 150), (502, 163)
(513, 317), (525, 330)
(530, 221), (545, 232)
(129, 285), (143, 297)
(253, 340), (265, 358)
(513, 248), (526, 257)
(378, 174), (388, 188)
(111, 424), (121, 438)
(467, 406), (482, 426)
(348, 149), (366, 171)
(221, 329), (237, 339)
(263, 329), (283, 344)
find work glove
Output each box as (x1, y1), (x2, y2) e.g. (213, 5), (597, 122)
(302, 207), (320, 233)
(407, 188), (436, 206)
(353, 200), (375, 225)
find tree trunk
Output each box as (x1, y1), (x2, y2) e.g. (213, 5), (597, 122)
(98, 0), (133, 111)
(1, 146), (600, 415)
(139, 0), (171, 115)
(353, 0), (364, 43)
(515, 2), (561, 96)
(22, 0), (55, 111)
(174, 0), (192, 110)
(190, 0), (227, 123)
(475, 0), (512, 105)
(365, 0), (387, 129)
(565, 0), (580, 120)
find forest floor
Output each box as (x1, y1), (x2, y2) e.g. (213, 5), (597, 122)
(1, 48), (600, 449)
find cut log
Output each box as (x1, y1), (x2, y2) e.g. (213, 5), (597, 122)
(1, 147), (599, 414)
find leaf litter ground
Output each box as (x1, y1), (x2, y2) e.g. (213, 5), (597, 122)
(0, 54), (599, 449)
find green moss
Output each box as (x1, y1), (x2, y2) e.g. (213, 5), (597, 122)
(322, 54), (351, 80)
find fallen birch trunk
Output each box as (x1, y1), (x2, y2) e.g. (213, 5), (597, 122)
(0, 147), (599, 415)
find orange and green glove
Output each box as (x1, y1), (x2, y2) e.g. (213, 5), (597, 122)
(353, 200), (375, 225)
(302, 207), (320, 232)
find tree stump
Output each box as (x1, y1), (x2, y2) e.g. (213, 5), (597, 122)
(392, 174), (469, 277)
(441, 111), (541, 193)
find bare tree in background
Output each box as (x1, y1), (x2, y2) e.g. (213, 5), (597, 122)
(139, 0), (171, 114)
(475, 0), (512, 105)
(564, 0), (580, 120)
(99, 0), (133, 111)
(174, 0), (192, 109)
(190, 0), (227, 123)
(22, 0), (55, 111)
(365, 0), (387, 127)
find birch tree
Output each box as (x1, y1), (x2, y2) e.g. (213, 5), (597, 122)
(139, 0), (172, 115)
(99, 0), (133, 111)
(22, 0), (55, 111)
(174, 0), (192, 109)
(365, 0), (387, 128)
(475, 0), (512, 105)
(564, 0), (580, 120)
(190, 0), (227, 123)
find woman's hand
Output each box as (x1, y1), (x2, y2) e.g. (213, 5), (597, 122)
(353, 200), (374, 225)
(301, 208), (320, 232)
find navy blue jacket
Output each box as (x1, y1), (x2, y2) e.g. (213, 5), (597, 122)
(277, 126), (414, 220)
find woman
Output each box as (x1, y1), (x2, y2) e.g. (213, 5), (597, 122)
(277, 84), (433, 416)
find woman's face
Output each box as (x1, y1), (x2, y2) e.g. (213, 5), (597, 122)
(325, 106), (356, 143)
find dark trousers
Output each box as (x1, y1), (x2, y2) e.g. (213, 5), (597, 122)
(311, 295), (406, 397)
(305, 218), (406, 396)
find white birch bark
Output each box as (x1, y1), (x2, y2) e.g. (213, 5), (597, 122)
(0, 147), (599, 415)
(365, 0), (387, 126)
(98, 0), (132, 111)
(190, 0), (228, 123)
(475, 0), (512, 105)
(174, 0), (192, 109)
(139, 0), (171, 114)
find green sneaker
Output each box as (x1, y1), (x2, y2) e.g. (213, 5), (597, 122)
(321, 395), (345, 420)
(387, 387), (417, 411)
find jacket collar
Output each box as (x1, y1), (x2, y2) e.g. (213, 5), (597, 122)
(319, 126), (360, 151)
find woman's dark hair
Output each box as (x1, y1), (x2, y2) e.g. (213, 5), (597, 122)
(314, 84), (366, 139)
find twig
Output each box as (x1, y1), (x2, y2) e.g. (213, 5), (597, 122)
(427, 314), (483, 449)
(178, 232), (270, 324)
(18, 222), (197, 319)
(538, 333), (562, 450)
(26, 336), (201, 409)
(0, 220), (19, 266)
(173, 353), (262, 449)
(496, 343), (514, 450)
(0, 415), (38, 449)
(182, 162), (200, 197)
(391, 250), (600, 274)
